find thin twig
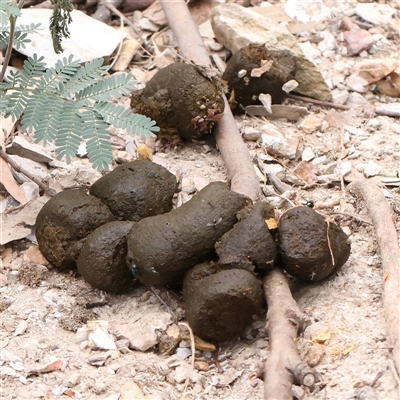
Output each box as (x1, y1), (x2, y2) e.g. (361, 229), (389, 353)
(178, 322), (195, 400)
(150, 287), (178, 321)
(100, 0), (145, 45)
(0, 147), (56, 196)
(0, 0), (25, 82)
(286, 93), (400, 118)
(108, 16), (124, 70)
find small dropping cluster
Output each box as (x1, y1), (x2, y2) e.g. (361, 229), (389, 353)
(36, 162), (351, 343)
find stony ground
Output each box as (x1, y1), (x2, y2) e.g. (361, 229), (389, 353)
(1, 0), (400, 399)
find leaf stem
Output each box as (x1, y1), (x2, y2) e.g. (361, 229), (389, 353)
(0, 0), (25, 82)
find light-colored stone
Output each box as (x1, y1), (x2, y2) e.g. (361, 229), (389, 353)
(24, 246), (49, 266)
(6, 135), (53, 163)
(355, 3), (396, 28)
(299, 114), (324, 134)
(364, 160), (382, 178)
(260, 122), (298, 159)
(211, 4), (331, 101)
(110, 312), (172, 352)
(302, 147), (315, 162)
(345, 74), (369, 93)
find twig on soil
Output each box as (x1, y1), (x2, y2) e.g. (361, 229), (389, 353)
(0, 146), (56, 197)
(178, 322), (195, 400)
(347, 180), (400, 376)
(159, 0), (261, 201)
(263, 268), (316, 399)
(286, 93), (400, 118)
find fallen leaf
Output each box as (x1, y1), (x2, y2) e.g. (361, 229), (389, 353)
(0, 158), (28, 205)
(26, 359), (64, 376)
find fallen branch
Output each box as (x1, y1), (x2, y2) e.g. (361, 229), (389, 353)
(286, 93), (400, 118)
(159, 2), (311, 397)
(347, 180), (400, 375)
(160, 0), (260, 201)
(263, 268), (316, 399)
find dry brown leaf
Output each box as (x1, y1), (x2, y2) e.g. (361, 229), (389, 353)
(357, 59), (399, 84)
(0, 158), (28, 205)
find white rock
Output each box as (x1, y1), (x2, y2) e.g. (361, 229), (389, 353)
(20, 182), (40, 202)
(302, 147), (315, 162)
(170, 362), (191, 384)
(88, 328), (117, 351)
(355, 3), (396, 27)
(345, 74), (369, 93)
(260, 122), (298, 159)
(176, 347), (192, 360)
(13, 320), (28, 337)
(9, 155), (49, 182)
(110, 312), (172, 352)
(344, 125), (366, 137)
(0, 366), (16, 376)
(364, 161), (382, 178)
(339, 161), (352, 177)
(312, 155), (327, 165)
(318, 31), (336, 53)
(283, 0), (332, 23)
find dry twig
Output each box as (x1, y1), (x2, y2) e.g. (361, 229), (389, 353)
(347, 180), (400, 376)
(286, 93), (400, 118)
(159, 0), (261, 201)
(263, 269), (316, 399)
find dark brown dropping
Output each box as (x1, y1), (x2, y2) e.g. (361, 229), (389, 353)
(183, 262), (263, 343)
(215, 202), (278, 271)
(36, 189), (115, 270)
(222, 44), (296, 108)
(89, 160), (177, 221)
(131, 63), (224, 141)
(127, 182), (250, 286)
(77, 221), (135, 293)
(278, 206), (351, 282)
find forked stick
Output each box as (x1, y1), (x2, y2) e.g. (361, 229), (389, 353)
(348, 180), (400, 375)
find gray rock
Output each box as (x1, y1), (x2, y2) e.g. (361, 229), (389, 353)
(211, 4), (331, 101)
(6, 135), (53, 163)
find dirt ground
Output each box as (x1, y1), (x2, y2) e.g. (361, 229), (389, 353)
(1, 1), (400, 400)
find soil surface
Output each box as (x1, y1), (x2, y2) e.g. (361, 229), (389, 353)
(1, 1), (400, 400)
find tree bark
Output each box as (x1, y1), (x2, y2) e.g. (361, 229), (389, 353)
(348, 180), (400, 375)
(160, 0), (260, 201)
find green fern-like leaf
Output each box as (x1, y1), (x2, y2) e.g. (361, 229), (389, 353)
(76, 73), (137, 103)
(94, 102), (159, 137)
(20, 89), (49, 133)
(34, 94), (64, 146)
(0, 0), (21, 18)
(80, 108), (113, 171)
(12, 23), (41, 49)
(55, 101), (82, 163)
(6, 55), (46, 121)
(58, 57), (108, 97)
(39, 55), (80, 92)
(0, 87), (8, 115)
